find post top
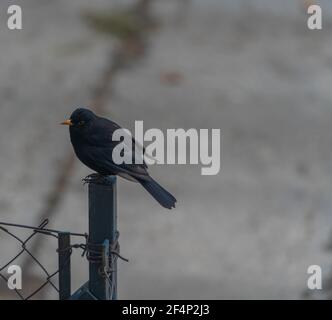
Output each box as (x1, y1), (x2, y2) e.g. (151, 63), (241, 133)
(84, 174), (117, 186)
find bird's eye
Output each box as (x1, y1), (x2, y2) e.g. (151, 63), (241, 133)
(78, 120), (85, 126)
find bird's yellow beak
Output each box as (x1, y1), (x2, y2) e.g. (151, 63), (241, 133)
(61, 119), (73, 126)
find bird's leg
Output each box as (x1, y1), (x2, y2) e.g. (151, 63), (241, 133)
(82, 173), (102, 185)
(82, 173), (111, 185)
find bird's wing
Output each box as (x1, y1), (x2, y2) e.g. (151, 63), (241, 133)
(93, 118), (155, 167)
(86, 118), (150, 180)
(85, 144), (150, 181)
(132, 137), (158, 163)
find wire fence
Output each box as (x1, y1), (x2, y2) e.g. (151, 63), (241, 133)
(0, 219), (87, 300)
(0, 176), (124, 300)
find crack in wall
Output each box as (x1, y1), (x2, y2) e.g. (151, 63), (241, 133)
(20, 0), (154, 293)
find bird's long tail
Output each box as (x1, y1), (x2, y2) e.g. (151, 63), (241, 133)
(139, 177), (176, 209)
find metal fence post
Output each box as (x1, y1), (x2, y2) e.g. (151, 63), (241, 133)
(102, 239), (111, 300)
(88, 176), (117, 300)
(58, 232), (71, 300)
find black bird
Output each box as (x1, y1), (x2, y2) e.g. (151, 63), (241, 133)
(61, 108), (176, 209)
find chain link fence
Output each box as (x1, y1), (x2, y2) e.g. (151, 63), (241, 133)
(0, 219), (87, 300)
(0, 177), (124, 300)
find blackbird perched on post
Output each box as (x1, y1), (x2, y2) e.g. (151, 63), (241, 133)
(61, 108), (176, 209)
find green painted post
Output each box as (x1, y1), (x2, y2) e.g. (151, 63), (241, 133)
(88, 176), (117, 300)
(58, 232), (71, 300)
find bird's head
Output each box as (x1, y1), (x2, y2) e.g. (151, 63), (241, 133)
(61, 108), (96, 129)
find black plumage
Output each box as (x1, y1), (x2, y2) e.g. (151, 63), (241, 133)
(62, 108), (176, 209)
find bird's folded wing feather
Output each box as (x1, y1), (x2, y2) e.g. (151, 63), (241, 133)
(95, 118), (157, 164)
(85, 143), (150, 181)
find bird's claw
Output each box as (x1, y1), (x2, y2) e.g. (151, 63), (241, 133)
(82, 173), (113, 185)
(82, 173), (101, 185)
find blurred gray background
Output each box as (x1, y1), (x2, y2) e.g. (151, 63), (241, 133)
(1, 0), (332, 299)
